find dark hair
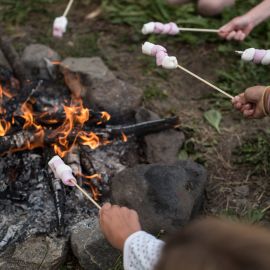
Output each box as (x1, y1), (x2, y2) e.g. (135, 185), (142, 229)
(155, 217), (270, 270)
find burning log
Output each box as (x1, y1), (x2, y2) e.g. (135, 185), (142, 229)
(0, 37), (29, 86)
(0, 117), (180, 155)
(0, 80), (43, 125)
(33, 108), (110, 127)
(91, 116), (180, 138)
(65, 145), (84, 201)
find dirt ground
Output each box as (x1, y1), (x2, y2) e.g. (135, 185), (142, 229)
(1, 0), (270, 268)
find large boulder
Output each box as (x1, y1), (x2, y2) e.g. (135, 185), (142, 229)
(111, 161), (207, 234)
(71, 217), (120, 270)
(21, 44), (61, 80)
(61, 57), (143, 123)
(0, 235), (68, 270)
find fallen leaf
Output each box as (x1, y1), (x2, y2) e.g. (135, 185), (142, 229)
(204, 109), (222, 133)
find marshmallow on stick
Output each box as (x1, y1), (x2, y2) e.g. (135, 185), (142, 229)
(49, 155), (77, 186)
(236, 48), (270, 65)
(142, 22), (218, 35)
(52, 0), (74, 38)
(49, 155), (101, 209)
(142, 42), (233, 99)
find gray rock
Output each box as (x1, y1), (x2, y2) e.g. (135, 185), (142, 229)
(61, 57), (143, 123)
(21, 44), (61, 80)
(111, 161), (207, 234)
(135, 107), (160, 122)
(61, 57), (115, 84)
(0, 49), (11, 69)
(136, 107), (185, 164)
(71, 217), (120, 270)
(0, 235), (68, 270)
(144, 130), (185, 164)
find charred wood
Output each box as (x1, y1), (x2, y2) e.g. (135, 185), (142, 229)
(0, 117), (179, 155)
(91, 116), (180, 138)
(0, 37), (29, 86)
(48, 171), (66, 235)
(65, 146), (84, 201)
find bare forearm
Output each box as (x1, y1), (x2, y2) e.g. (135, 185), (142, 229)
(245, 0), (270, 26)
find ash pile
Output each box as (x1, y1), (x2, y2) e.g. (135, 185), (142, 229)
(0, 39), (206, 270)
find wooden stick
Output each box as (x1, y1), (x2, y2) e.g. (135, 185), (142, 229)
(177, 65), (233, 99)
(71, 179), (101, 209)
(63, 0), (75, 17)
(178, 27), (218, 33)
(235, 50), (244, 55)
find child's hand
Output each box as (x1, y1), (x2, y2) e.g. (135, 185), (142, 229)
(219, 15), (254, 41)
(99, 203), (141, 250)
(232, 86), (269, 118)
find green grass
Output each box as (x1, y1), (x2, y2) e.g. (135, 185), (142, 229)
(0, 0), (60, 24)
(233, 131), (270, 176)
(143, 83), (168, 101)
(221, 208), (265, 224)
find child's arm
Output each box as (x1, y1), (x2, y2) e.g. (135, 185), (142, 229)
(232, 86), (270, 118)
(99, 203), (164, 270)
(219, 0), (270, 41)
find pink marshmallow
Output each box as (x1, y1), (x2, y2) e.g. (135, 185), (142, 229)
(253, 49), (267, 64)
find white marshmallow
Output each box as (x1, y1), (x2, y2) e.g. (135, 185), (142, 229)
(241, 48), (255, 62)
(162, 56), (178, 69)
(142, 22), (155, 35)
(53, 16), (68, 38)
(261, 50), (270, 65)
(142, 42), (155, 56)
(48, 155), (76, 186)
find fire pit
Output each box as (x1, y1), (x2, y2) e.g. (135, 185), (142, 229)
(0, 37), (179, 258)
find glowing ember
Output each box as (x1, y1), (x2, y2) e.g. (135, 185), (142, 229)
(122, 132), (128, 142)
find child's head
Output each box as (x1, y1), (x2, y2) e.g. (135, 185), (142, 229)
(156, 217), (270, 270)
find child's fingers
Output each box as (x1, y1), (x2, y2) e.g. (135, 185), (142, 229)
(234, 102), (243, 110)
(227, 31), (237, 40)
(234, 30), (245, 41)
(241, 103), (252, 112)
(243, 109), (255, 117)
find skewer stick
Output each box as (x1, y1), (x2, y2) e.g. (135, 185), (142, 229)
(71, 179), (101, 210)
(178, 27), (218, 33)
(177, 65), (233, 99)
(63, 0), (75, 17)
(235, 51), (244, 55)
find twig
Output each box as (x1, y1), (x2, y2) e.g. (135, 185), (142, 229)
(177, 65), (233, 99)
(71, 179), (101, 209)
(63, 0), (75, 17)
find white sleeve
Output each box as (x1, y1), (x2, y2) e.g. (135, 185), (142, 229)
(123, 231), (165, 270)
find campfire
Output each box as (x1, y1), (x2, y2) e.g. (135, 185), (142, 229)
(0, 37), (179, 251)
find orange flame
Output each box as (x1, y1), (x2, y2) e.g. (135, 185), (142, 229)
(0, 119), (10, 136)
(50, 99), (91, 157)
(21, 102), (42, 130)
(79, 131), (100, 149)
